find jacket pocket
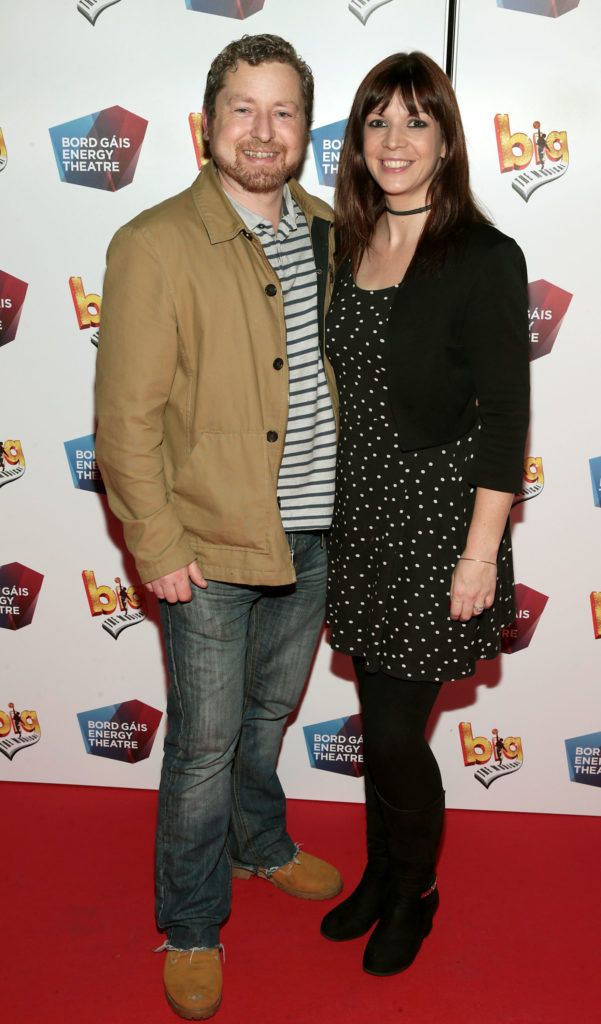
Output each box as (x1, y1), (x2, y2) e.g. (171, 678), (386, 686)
(171, 432), (270, 552)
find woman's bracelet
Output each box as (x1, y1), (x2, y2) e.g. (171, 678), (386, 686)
(458, 556), (497, 566)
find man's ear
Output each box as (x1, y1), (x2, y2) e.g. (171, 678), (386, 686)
(202, 109), (210, 141)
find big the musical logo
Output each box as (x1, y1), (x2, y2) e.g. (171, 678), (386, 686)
(0, 439), (25, 489)
(348, 0), (394, 24)
(82, 570), (147, 639)
(0, 127), (7, 172)
(495, 114), (569, 202)
(459, 722), (524, 788)
(0, 704), (41, 761)
(69, 276), (101, 347)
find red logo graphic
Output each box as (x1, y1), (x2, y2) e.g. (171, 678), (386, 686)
(501, 583), (548, 653)
(82, 570), (147, 639)
(77, 699), (162, 764)
(0, 704), (41, 760)
(49, 106), (148, 191)
(0, 565), (44, 626)
(528, 279), (572, 360)
(69, 276), (101, 347)
(459, 721), (524, 788)
(0, 562), (44, 631)
(0, 269), (29, 347)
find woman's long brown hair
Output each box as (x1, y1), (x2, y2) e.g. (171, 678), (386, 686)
(335, 51), (490, 276)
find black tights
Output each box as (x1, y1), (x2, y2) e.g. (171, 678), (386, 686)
(354, 658), (443, 810)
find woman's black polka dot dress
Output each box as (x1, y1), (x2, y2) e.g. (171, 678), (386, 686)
(326, 266), (516, 683)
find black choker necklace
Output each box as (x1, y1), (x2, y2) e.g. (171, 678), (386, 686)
(385, 203), (432, 216)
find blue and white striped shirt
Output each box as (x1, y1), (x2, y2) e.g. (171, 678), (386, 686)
(226, 184), (337, 531)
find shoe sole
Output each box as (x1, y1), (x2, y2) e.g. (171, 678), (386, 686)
(320, 922), (376, 942)
(363, 964), (413, 977)
(165, 990), (222, 1021)
(233, 866), (342, 901)
(362, 921), (434, 977)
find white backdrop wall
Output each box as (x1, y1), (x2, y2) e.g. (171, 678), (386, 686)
(1, 0), (599, 815)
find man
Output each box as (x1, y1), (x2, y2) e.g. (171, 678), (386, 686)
(96, 34), (340, 1021)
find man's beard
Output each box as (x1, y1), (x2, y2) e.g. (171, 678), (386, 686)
(218, 141), (299, 194)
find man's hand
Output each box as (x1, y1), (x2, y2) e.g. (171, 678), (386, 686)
(144, 561), (207, 603)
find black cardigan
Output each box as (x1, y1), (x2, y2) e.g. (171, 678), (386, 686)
(385, 222), (530, 494)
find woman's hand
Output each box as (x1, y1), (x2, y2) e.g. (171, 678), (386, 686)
(449, 558), (497, 622)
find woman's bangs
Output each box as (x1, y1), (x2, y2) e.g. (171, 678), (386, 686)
(361, 62), (439, 121)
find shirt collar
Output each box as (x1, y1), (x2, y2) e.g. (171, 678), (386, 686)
(224, 182), (297, 235)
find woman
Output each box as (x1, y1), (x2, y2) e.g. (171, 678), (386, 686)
(321, 53), (530, 976)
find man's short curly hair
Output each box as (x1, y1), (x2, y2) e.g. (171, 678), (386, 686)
(203, 34), (314, 126)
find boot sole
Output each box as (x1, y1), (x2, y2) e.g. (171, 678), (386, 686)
(362, 921), (434, 977)
(165, 989), (221, 1020)
(321, 928), (374, 942)
(233, 866), (342, 900)
(363, 964), (413, 977)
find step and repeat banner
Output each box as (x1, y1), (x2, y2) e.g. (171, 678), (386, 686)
(1, 0), (599, 815)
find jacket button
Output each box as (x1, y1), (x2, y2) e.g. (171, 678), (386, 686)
(266, 430), (278, 443)
(265, 283), (277, 297)
(242, 230), (252, 239)
(273, 357), (284, 370)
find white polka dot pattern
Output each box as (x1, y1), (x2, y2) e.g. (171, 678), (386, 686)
(325, 267), (516, 683)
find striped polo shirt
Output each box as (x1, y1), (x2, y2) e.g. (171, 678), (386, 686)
(225, 183), (337, 532)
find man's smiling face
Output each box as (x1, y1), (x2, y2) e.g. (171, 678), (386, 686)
(204, 59), (308, 199)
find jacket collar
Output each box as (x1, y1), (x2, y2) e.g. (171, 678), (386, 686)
(190, 161), (333, 244)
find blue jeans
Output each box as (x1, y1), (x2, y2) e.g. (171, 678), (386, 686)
(155, 531), (327, 948)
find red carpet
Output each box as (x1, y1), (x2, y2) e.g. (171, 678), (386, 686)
(3, 782), (598, 1024)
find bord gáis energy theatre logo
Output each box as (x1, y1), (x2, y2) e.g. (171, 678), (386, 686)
(565, 731), (601, 789)
(0, 563), (44, 631)
(501, 583), (548, 654)
(77, 699), (162, 764)
(494, 114), (569, 201)
(459, 722), (524, 788)
(311, 120), (347, 188)
(0, 269), (28, 347)
(49, 106), (148, 191)
(497, 1), (580, 17)
(304, 714), (364, 777)
(0, 704), (41, 761)
(185, 0), (265, 16)
(64, 434), (105, 493)
(589, 456), (601, 509)
(528, 280), (572, 360)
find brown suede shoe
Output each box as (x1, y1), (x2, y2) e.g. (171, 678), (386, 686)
(233, 850), (342, 900)
(164, 947), (222, 1020)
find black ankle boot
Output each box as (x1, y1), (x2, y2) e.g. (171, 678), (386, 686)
(321, 771), (389, 942)
(362, 791), (445, 976)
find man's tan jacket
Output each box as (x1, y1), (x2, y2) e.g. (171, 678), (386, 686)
(95, 162), (337, 586)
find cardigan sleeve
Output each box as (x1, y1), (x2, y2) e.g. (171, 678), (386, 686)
(462, 237), (530, 493)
